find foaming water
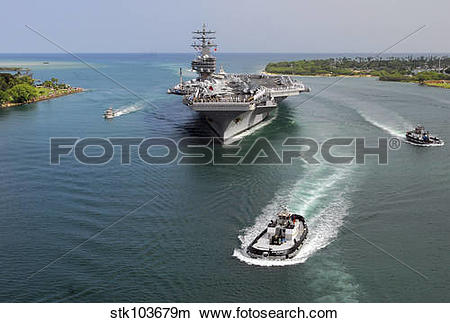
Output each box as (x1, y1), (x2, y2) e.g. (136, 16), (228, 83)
(327, 93), (412, 138)
(357, 109), (408, 138)
(113, 102), (144, 117)
(234, 167), (352, 266)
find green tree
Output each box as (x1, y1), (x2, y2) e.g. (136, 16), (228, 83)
(17, 75), (35, 86)
(0, 73), (16, 91)
(51, 77), (59, 87)
(43, 80), (53, 88)
(6, 84), (38, 103)
(0, 90), (10, 105)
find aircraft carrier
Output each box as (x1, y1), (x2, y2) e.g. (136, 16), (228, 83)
(168, 24), (309, 143)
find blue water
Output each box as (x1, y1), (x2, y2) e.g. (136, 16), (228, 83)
(0, 53), (449, 302)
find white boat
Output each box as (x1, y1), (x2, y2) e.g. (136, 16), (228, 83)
(103, 107), (116, 119)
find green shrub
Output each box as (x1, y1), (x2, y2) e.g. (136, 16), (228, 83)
(6, 84), (38, 103)
(0, 90), (11, 104)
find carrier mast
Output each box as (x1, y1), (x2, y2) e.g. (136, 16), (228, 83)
(191, 23), (217, 80)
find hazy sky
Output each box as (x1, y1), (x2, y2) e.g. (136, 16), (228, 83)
(3, 0), (449, 53)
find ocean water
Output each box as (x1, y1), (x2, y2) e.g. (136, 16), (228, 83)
(0, 53), (449, 302)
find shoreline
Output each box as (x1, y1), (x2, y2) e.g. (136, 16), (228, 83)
(1, 87), (84, 109)
(264, 71), (449, 89)
(263, 71), (376, 78)
(423, 80), (450, 89)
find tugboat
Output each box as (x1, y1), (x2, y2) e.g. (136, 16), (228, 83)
(406, 125), (443, 146)
(103, 107), (116, 119)
(247, 207), (308, 260)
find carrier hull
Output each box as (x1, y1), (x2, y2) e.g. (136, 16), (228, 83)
(200, 108), (273, 143)
(186, 95), (291, 143)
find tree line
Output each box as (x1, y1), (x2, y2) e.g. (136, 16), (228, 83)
(0, 71), (69, 105)
(265, 56), (450, 82)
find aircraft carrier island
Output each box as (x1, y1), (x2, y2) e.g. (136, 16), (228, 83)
(168, 24), (310, 143)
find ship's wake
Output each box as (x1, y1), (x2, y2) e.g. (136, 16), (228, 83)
(233, 167), (352, 266)
(113, 102), (144, 117)
(331, 95), (411, 138)
(360, 113), (405, 138)
(357, 109), (409, 138)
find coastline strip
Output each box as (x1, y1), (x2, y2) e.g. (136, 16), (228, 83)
(1, 87), (84, 109)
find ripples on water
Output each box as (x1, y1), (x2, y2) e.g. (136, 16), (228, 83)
(1, 54), (449, 302)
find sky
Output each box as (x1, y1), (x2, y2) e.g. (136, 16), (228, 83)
(2, 0), (449, 53)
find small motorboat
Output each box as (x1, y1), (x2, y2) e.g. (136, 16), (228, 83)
(406, 125), (443, 146)
(167, 86), (188, 95)
(103, 107), (116, 119)
(167, 67), (190, 95)
(247, 207), (308, 260)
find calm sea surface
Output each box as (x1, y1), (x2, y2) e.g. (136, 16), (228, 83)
(0, 53), (449, 302)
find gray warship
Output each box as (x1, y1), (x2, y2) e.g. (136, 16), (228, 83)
(168, 24), (309, 143)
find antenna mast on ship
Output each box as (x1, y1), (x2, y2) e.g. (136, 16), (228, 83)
(191, 23), (217, 80)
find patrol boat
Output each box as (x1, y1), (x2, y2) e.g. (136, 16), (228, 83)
(247, 207), (308, 260)
(406, 125), (443, 146)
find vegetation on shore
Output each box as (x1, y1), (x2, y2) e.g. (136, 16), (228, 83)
(265, 56), (450, 86)
(0, 68), (82, 107)
(423, 80), (450, 89)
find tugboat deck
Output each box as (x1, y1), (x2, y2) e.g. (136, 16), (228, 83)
(252, 222), (305, 251)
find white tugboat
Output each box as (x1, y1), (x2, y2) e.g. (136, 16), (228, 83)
(247, 207), (308, 260)
(103, 107), (116, 119)
(406, 125), (444, 146)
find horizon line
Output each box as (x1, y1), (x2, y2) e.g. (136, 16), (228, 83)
(0, 51), (449, 55)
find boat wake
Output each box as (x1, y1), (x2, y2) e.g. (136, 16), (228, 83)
(354, 106), (410, 138)
(233, 167), (352, 266)
(333, 95), (411, 138)
(113, 102), (144, 117)
(360, 113), (405, 138)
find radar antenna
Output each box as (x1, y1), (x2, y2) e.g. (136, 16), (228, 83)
(191, 24), (217, 79)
